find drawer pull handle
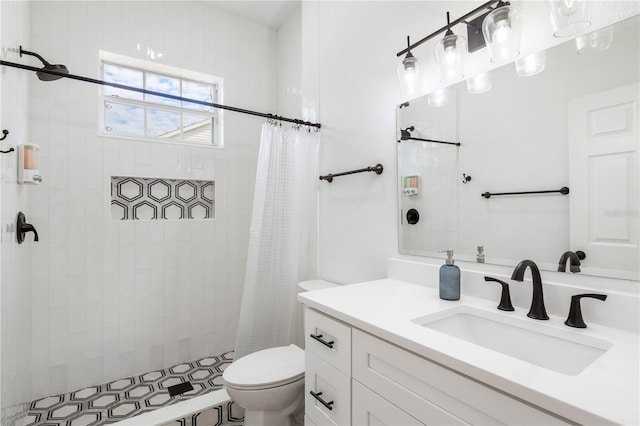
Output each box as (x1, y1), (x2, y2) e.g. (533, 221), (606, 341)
(310, 391), (334, 411)
(310, 333), (334, 348)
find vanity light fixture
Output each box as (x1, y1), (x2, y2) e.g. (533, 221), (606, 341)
(395, 1), (521, 97)
(397, 36), (420, 97)
(575, 25), (614, 55)
(435, 12), (467, 82)
(467, 72), (492, 94)
(546, 0), (591, 38)
(515, 51), (546, 76)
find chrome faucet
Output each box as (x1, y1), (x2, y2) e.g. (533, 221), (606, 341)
(511, 260), (549, 320)
(558, 250), (584, 273)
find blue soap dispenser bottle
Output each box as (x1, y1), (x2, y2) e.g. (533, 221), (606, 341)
(440, 249), (460, 300)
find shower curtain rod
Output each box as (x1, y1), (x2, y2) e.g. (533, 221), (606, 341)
(0, 60), (322, 129)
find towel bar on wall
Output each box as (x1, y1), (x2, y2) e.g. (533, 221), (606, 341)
(481, 187), (570, 199)
(319, 164), (383, 183)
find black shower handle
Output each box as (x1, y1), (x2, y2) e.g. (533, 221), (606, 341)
(17, 211), (39, 244)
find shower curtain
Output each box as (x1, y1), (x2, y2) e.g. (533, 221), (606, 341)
(234, 122), (320, 358)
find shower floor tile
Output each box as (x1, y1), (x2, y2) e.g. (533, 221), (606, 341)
(24, 352), (244, 426)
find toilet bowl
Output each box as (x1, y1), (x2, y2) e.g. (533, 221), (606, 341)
(223, 344), (305, 426)
(224, 279), (338, 426)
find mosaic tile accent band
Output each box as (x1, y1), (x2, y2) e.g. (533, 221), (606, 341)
(111, 177), (215, 221)
(24, 352), (243, 426)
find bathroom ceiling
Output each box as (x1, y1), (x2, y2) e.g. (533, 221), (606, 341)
(202, 0), (301, 29)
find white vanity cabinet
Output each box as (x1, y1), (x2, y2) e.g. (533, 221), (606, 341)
(303, 307), (571, 426)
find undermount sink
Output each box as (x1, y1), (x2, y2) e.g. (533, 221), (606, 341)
(413, 306), (612, 376)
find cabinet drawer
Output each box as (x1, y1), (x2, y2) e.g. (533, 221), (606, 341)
(353, 380), (424, 426)
(305, 351), (350, 426)
(353, 330), (569, 426)
(304, 415), (318, 426)
(305, 308), (351, 375)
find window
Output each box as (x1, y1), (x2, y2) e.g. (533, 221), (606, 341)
(99, 52), (222, 147)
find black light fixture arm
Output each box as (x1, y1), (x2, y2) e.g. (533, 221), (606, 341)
(0, 59), (321, 129)
(396, 0), (506, 57)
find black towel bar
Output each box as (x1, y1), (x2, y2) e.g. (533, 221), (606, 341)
(482, 187), (570, 199)
(320, 164), (383, 183)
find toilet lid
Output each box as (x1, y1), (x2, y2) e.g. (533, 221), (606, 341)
(223, 345), (305, 390)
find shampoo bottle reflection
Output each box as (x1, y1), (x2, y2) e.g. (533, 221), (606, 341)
(439, 249), (460, 300)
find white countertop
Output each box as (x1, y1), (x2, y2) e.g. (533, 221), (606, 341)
(298, 279), (640, 425)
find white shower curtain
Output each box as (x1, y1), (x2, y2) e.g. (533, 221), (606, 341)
(234, 122), (320, 359)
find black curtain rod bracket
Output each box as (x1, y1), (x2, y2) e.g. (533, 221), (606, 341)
(0, 59), (321, 129)
(482, 187), (570, 199)
(320, 164), (383, 183)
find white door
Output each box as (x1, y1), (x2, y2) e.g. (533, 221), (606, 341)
(568, 83), (639, 279)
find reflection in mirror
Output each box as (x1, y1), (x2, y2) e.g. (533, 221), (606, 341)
(397, 16), (639, 280)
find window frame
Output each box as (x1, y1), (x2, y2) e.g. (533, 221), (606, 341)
(98, 51), (224, 148)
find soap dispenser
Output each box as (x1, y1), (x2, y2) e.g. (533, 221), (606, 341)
(440, 249), (460, 300)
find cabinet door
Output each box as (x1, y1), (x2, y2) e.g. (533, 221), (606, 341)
(305, 351), (351, 426)
(353, 380), (425, 426)
(353, 330), (569, 425)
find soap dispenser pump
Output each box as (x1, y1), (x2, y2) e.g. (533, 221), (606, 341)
(440, 249), (460, 300)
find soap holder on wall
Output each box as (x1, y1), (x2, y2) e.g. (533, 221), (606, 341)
(17, 144), (42, 184)
(402, 175), (419, 195)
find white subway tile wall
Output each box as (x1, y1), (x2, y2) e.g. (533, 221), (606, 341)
(1, 0), (278, 409)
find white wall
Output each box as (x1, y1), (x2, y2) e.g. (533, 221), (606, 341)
(0, 0), (33, 411)
(19, 0), (276, 401)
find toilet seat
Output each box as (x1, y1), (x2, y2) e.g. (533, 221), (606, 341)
(223, 344), (305, 391)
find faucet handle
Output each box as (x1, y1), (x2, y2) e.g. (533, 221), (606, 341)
(484, 276), (514, 311)
(564, 293), (607, 328)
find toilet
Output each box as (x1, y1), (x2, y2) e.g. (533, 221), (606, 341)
(223, 280), (338, 426)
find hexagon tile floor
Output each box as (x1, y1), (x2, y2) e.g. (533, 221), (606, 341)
(22, 351), (244, 426)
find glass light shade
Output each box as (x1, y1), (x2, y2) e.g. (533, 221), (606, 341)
(546, 0), (591, 38)
(467, 72), (492, 94)
(435, 32), (467, 83)
(397, 53), (420, 98)
(515, 51), (546, 76)
(576, 26), (614, 54)
(482, 5), (522, 63)
(427, 87), (452, 107)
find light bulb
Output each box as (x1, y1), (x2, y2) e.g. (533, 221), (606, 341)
(435, 33), (466, 83)
(493, 20), (512, 44)
(467, 72), (492, 94)
(515, 51), (546, 76)
(427, 87), (451, 107)
(546, 0), (591, 37)
(397, 52), (420, 97)
(403, 67), (417, 87)
(444, 46), (457, 66)
(482, 5), (521, 63)
(558, 0), (578, 16)
(575, 26), (613, 54)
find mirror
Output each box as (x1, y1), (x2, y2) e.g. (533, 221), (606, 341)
(397, 16), (639, 280)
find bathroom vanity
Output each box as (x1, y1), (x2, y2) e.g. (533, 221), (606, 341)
(299, 275), (639, 425)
